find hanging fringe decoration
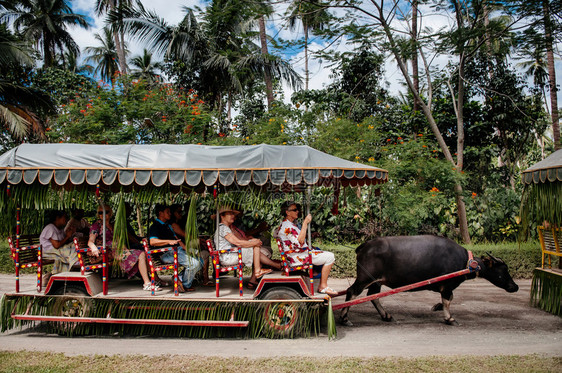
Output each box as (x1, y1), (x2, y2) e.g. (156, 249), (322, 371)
(0, 295), (326, 339)
(530, 269), (562, 317)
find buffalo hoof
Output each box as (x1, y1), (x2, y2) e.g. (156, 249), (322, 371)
(432, 303), (443, 311)
(444, 318), (459, 326)
(339, 318), (354, 327)
(381, 314), (394, 322)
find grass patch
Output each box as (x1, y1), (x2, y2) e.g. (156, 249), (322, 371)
(0, 351), (560, 373)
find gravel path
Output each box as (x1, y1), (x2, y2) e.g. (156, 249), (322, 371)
(0, 274), (561, 357)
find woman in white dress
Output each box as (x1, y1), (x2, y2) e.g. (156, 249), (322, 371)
(277, 201), (337, 296)
(214, 207), (272, 288)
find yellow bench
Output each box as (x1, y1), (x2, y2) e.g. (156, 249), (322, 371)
(538, 226), (562, 268)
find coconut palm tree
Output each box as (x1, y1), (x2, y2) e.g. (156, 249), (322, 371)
(59, 50), (93, 75)
(1, 0), (89, 68)
(287, 0), (330, 90)
(116, 0), (300, 114)
(85, 27), (125, 85)
(129, 48), (162, 83)
(96, 0), (131, 75)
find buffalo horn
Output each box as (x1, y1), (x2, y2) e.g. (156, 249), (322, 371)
(486, 252), (504, 264)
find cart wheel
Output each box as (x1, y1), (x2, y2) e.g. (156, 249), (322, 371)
(52, 284), (91, 334)
(260, 287), (302, 336)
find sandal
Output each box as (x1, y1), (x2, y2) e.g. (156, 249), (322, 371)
(247, 281), (258, 290)
(201, 281), (215, 287)
(143, 283), (162, 291)
(318, 286), (338, 296)
(254, 268), (272, 279)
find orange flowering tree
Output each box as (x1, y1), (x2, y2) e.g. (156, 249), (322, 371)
(48, 75), (211, 144)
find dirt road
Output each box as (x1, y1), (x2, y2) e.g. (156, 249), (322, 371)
(0, 274), (560, 357)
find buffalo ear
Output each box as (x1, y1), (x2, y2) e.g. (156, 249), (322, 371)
(481, 256), (493, 268)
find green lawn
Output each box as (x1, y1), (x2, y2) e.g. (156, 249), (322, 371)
(0, 352), (560, 373)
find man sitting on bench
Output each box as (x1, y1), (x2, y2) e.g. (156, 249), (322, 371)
(148, 204), (203, 292)
(39, 210), (79, 284)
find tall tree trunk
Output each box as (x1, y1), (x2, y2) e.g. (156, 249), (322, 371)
(543, 0), (560, 150)
(114, 32), (127, 75)
(378, 8), (471, 243)
(119, 30), (127, 74)
(258, 16), (274, 108)
(450, 0), (470, 243)
(43, 36), (53, 68)
(227, 91), (232, 121)
(483, 1), (494, 80)
(411, 0), (419, 113)
(456, 58), (471, 243)
(304, 21), (309, 91)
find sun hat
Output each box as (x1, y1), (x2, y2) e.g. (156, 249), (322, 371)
(211, 206), (241, 220)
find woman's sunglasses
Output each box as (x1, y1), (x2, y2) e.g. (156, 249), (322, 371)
(97, 211), (110, 215)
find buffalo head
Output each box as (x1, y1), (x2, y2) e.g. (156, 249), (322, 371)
(480, 253), (519, 293)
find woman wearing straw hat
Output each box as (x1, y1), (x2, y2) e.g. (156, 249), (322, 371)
(214, 206), (272, 287)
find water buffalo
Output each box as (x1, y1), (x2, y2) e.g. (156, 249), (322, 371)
(340, 235), (519, 326)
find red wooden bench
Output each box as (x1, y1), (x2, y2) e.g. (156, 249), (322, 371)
(7, 234), (53, 293)
(206, 239), (244, 297)
(275, 238), (314, 295)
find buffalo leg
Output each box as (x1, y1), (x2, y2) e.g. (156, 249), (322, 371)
(441, 291), (458, 325)
(339, 282), (362, 326)
(367, 283), (393, 322)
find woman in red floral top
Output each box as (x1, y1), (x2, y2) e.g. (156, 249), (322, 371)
(278, 201), (337, 296)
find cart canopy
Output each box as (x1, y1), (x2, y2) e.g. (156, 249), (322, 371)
(522, 149), (562, 185)
(0, 143), (387, 188)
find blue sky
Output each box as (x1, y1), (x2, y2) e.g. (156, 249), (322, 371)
(68, 0), (561, 111)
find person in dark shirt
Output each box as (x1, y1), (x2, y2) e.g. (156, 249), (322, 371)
(148, 204), (203, 292)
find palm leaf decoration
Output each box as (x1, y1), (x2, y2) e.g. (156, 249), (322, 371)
(112, 194), (129, 273)
(531, 269), (562, 316)
(184, 193), (200, 258)
(520, 182), (562, 238)
(0, 294), (332, 339)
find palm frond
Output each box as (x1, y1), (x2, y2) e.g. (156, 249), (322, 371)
(0, 104), (31, 139)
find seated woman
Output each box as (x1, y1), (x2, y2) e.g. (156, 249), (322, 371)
(88, 205), (159, 291)
(214, 206), (272, 288)
(277, 201), (337, 296)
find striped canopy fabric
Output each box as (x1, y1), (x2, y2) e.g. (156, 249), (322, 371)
(0, 144), (388, 189)
(521, 149), (562, 185)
